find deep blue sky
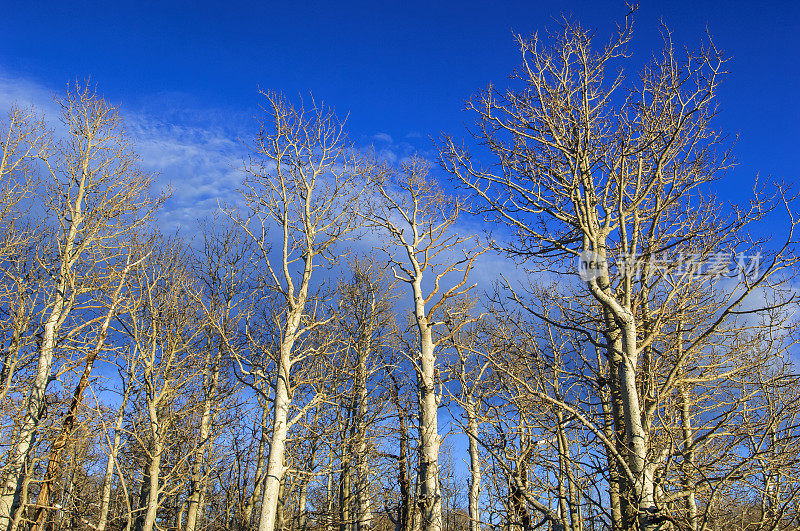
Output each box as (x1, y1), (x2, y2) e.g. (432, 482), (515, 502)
(1, 1), (798, 208)
(1, 0), (797, 472)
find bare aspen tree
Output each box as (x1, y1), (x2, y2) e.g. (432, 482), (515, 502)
(122, 238), (204, 531)
(0, 108), (50, 466)
(96, 366), (134, 531)
(31, 254), (140, 530)
(225, 91), (370, 531)
(0, 107), (49, 413)
(365, 157), (484, 531)
(443, 314), (491, 531)
(441, 11), (799, 530)
(183, 219), (253, 531)
(0, 84), (157, 529)
(383, 356), (416, 531)
(335, 259), (394, 531)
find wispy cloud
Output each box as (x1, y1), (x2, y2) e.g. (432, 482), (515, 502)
(0, 70), (514, 301)
(125, 113), (247, 233)
(0, 70), (249, 235)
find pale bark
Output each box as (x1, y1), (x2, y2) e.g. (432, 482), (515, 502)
(326, 466), (335, 531)
(366, 160), (482, 531)
(242, 403), (270, 529)
(465, 396), (481, 531)
(339, 450), (351, 531)
(234, 92), (366, 531)
(297, 479), (309, 531)
(0, 86), (154, 529)
(0, 220), (75, 527)
(415, 301), (442, 531)
(138, 401), (164, 531)
(258, 346), (294, 531)
(353, 325), (374, 531)
(97, 390), (130, 531)
(185, 354), (221, 531)
(32, 261), (132, 531)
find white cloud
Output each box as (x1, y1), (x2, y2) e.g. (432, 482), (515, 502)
(0, 70), (249, 235)
(373, 132), (393, 143)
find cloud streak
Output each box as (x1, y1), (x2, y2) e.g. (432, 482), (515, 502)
(0, 70), (249, 235)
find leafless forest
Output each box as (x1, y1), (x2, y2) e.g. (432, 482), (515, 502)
(1, 13), (799, 531)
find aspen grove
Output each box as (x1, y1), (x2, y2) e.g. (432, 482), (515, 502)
(0, 13), (798, 531)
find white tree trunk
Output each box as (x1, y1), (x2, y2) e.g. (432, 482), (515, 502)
(416, 323), (442, 531)
(619, 323), (658, 530)
(465, 396), (481, 531)
(354, 326), (373, 531)
(0, 314), (61, 528)
(139, 397), (164, 531)
(257, 346), (293, 531)
(97, 392), (129, 531)
(185, 360), (220, 531)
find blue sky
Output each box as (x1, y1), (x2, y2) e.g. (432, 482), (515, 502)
(1, 1), (797, 487)
(1, 1), (798, 228)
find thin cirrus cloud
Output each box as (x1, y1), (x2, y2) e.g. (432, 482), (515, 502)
(0, 70), (519, 298)
(0, 70), (249, 235)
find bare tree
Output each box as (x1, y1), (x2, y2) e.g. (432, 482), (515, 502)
(182, 219), (253, 531)
(225, 91), (371, 531)
(121, 237), (204, 531)
(335, 258), (394, 531)
(441, 11), (799, 530)
(443, 314), (492, 531)
(365, 157), (484, 531)
(30, 252), (141, 530)
(0, 84), (158, 528)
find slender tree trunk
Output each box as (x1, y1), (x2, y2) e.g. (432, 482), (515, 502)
(601, 306), (634, 530)
(185, 357), (220, 531)
(243, 403), (270, 530)
(258, 343), (294, 531)
(326, 467), (335, 531)
(7, 456), (33, 531)
(97, 392), (129, 531)
(139, 440), (163, 531)
(0, 310), (63, 527)
(679, 386), (697, 531)
(97, 448), (118, 531)
(354, 333), (373, 531)
(413, 275), (442, 531)
(392, 378), (413, 531)
(417, 328), (442, 531)
(677, 325), (697, 531)
(134, 461), (151, 531)
(297, 479), (309, 531)
(275, 478), (286, 531)
(137, 381), (165, 531)
(618, 322), (658, 531)
(464, 395), (481, 531)
(555, 410), (580, 531)
(600, 371), (623, 531)
(54, 461), (77, 530)
(339, 452), (351, 531)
